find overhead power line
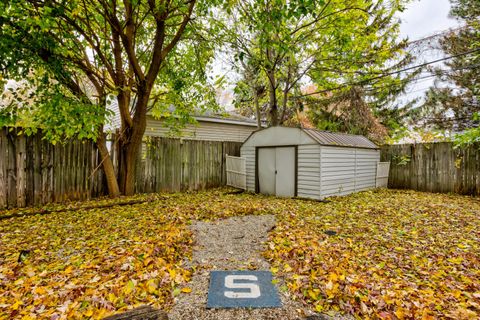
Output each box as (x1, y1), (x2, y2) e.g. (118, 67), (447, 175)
(365, 62), (480, 94)
(405, 24), (476, 46)
(294, 47), (480, 98)
(305, 25), (474, 74)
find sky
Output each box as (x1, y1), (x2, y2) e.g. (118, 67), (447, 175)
(396, 0), (461, 105)
(398, 0), (459, 41)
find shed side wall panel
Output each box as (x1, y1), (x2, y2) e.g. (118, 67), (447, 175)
(355, 149), (380, 191)
(240, 146), (256, 191)
(297, 145), (321, 199)
(320, 147), (356, 198)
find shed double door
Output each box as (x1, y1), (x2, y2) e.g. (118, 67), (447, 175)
(258, 147), (296, 197)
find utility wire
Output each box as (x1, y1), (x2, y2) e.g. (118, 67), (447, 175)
(365, 62), (480, 94)
(294, 25), (479, 97)
(307, 24), (474, 73)
(405, 23), (477, 46)
(294, 47), (480, 98)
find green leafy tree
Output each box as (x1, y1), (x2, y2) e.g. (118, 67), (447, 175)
(304, 0), (418, 142)
(232, 58), (267, 128)
(215, 0), (413, 133)
(0, 0), (212, 196)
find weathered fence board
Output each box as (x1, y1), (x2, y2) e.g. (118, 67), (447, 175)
(380, 142), (480, 196)
(0, 129), (103, 208)
(226, 155), (247, 189)
(1, 130), (242, 208)
(138, 137), (241, 193)
(0, 129), (6, 208)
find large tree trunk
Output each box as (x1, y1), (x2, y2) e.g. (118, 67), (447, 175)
(280, 70), (291, 125)
(122, 132), (142, 196)
(118, 90), (149, 196)
(280, 87), (289, 125)
(117, 136), (128, 195)
(254, 92), (262, 129)
(267, 69), (279, 126)
(96, 133), (121, 197)
(266, 45), (279, 126)
(117, 130), (144, 196)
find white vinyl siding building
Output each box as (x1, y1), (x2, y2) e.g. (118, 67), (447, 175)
(240, 126), (380, 200)
(145, 115), (260, 142)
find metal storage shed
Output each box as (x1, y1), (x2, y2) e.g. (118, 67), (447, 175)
(240, 126), (380, 199)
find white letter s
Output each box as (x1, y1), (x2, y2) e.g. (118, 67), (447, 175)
(224, 275), (261, 299)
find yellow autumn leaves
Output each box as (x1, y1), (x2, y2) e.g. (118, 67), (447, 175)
(264, 189), (480, 319)
(1, 188), (479, 319)
(0, 190), (272, 319)
(0, 194), (194, 319)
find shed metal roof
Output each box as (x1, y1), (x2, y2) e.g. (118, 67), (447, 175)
(302, 128), (378, 149)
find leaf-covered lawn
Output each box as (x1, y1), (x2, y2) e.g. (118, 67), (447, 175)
(0, 189), (479, 319)
(265, 190), (480, 319)
(0, 190), (268, 319)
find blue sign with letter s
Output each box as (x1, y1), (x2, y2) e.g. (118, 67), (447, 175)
(207, 270), (282, 308)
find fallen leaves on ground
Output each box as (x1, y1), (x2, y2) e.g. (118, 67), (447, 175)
(1, 188), (479, 319)
(0, 189), (270, 319)
(264, 189), (480, 319)
(0, 193), (165, 220)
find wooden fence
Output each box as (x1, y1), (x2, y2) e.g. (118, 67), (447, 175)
(0, 128), (105, 208)
(226, 155), (247, 190)
(380, 142), (480, 195)
(0, 129), (242, 208)
(136, 137), (242, 193)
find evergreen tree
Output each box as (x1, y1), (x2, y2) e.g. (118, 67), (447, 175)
(413, 0), (479, 133)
